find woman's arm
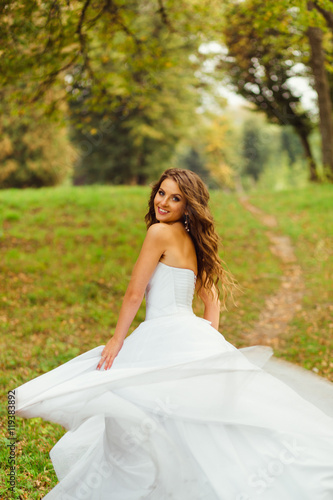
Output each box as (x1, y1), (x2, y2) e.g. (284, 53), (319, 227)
(197, 281), (221, 330)
(97, 224), (170, 370)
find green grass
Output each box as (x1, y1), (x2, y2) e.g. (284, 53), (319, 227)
(0, 184), (330, 497)
(250, 184), (333, 379)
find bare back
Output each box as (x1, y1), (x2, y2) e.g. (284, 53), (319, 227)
(158, 222), (197, 275)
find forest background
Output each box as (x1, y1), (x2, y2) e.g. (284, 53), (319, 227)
(1, 0), (333, 190)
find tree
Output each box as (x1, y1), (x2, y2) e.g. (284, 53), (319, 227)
(307, 1), (333, 179)
(66, 23), (205, 185)
(0, 87), (74, 188)
(198, 116), (239, 188)
(220, 0), (319, 181)
(241, 120), (268, 182)
(178, 148), (218, 188)
(280, 127), (305, 166)
(252, 0), (333, 179)
(313, 0), (333, 35)
(0, 0), (223, 111)
(0, 0), (226, 185)
(221, 0), (333, 180)
(69, 87), (198, 185)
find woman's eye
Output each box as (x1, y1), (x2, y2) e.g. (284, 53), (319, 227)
(173, 196), (180, 202)
(158, 190), (164, 196)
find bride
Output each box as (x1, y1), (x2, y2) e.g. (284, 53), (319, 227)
(96, 168), (226, 371)
(16, 168), (333, 499)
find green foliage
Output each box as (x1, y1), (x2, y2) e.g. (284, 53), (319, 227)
(175, 114), (243, 189)
(177, 147), (218, 188)
(0, 88), (74, 188)
(221, 0), (311, 118)
(68, 48), (201, 184)
(241, 119), (268, 181)
(1, 0), (333, 187)
(280, 127), (305, 165)
(237, 115), (308, 187)
(256, 154), (309, 191)
(0, 0), (223, 111)
(220, 0), (333, 180)
(0, 0), (229, 186)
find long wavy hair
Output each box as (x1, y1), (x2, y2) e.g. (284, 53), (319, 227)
(145, 168), (236, 304)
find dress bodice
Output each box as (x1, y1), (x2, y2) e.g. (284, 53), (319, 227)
(145, 262), (197, 320)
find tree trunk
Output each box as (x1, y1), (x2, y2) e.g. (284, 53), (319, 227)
(297, 129), (319, 181)
(307, 2), (333, 180)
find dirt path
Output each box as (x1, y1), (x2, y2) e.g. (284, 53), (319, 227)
(239, 197), (304, 348)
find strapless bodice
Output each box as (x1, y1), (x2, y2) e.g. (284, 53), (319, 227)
(145, 262), (196, 320)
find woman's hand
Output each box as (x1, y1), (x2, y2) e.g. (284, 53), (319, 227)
(97, 337), (124, 370)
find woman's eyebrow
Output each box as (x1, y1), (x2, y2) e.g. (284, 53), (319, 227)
(160, 188), (183, 198)
(170, 192), (183, 198)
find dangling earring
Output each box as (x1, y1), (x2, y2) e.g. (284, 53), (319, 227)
(184, 214), (190, 232)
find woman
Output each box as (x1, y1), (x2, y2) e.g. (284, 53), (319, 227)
(96, 168), (227, 371)
(16, 169), (333, 499)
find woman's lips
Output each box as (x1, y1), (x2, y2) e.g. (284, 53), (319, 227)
(157, 207), (169, 215)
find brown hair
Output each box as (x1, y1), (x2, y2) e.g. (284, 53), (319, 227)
(145, 168), (236, 304)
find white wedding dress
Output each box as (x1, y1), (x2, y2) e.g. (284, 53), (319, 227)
(16, 262), (333, 499)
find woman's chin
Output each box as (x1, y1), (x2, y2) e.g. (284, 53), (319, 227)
(155, 213), (167, 222)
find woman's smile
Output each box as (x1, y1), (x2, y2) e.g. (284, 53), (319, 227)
(157, 207), (169, 215)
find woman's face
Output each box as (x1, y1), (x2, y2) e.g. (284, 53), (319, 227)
(154, 178), (186, 224)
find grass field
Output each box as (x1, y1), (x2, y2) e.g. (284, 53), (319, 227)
(0, 184), (332, 498)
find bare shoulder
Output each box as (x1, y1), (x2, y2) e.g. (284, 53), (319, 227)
(146, 222), (174, 240)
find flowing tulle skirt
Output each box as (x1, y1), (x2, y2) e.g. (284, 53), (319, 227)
(16, 313), (333, 499)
